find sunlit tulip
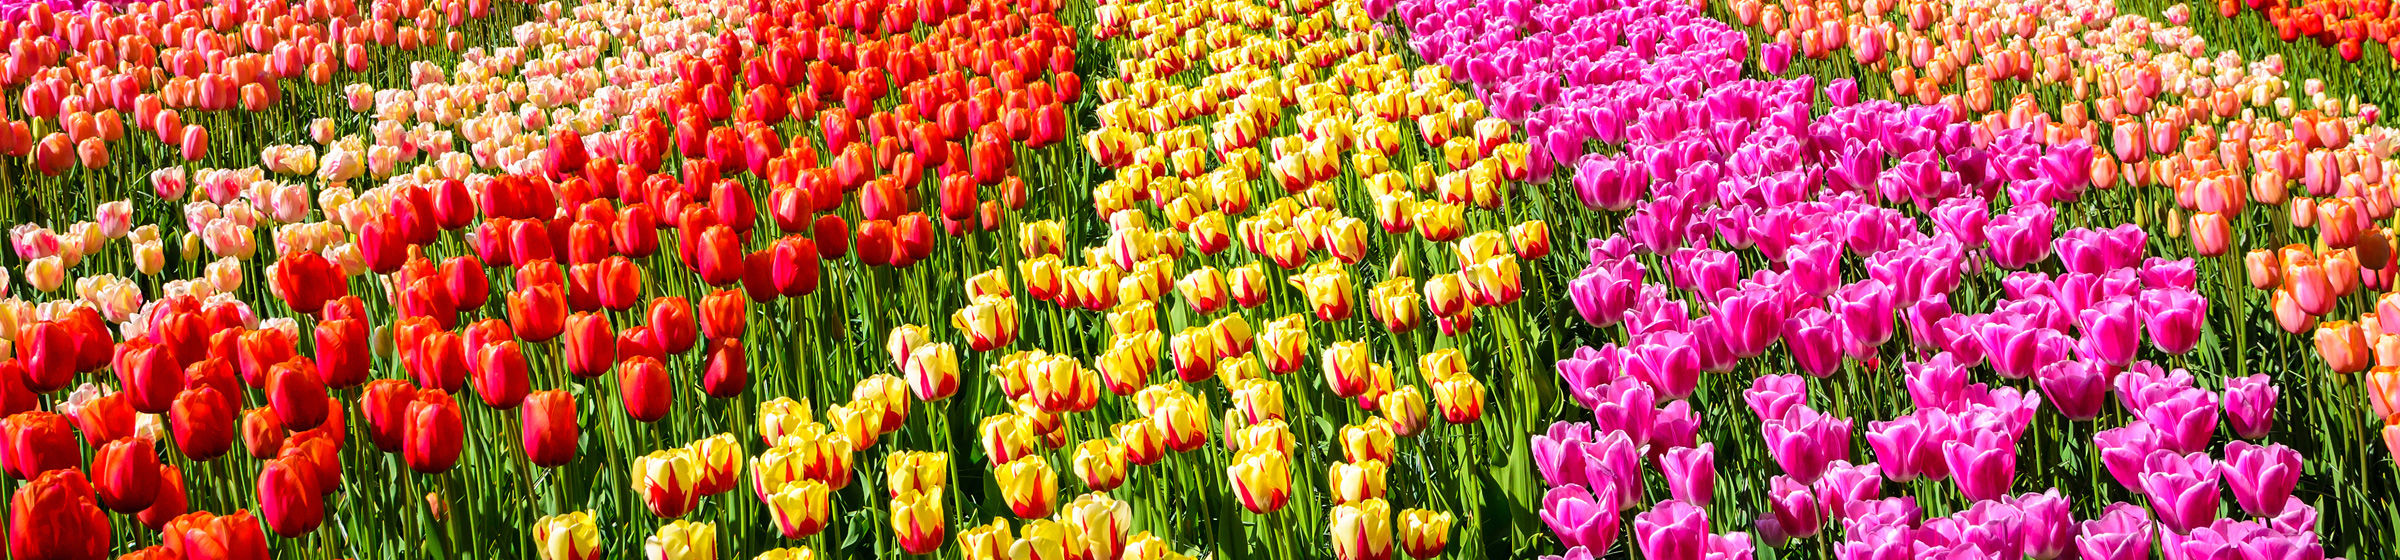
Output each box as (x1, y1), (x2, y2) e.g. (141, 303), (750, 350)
(906, 343), (961, 402)
(533, 512), (602, 560)
(892, 489), (946, 555)
(8, 469), (110, 560)
(404, 389), (465, 474)
(91, 436), (160, 513)
(635, 448), (703, 518)
(644, 520), (717, 560)
(258, 455), (323, 537)
(1329, 459), (1390, 504)
(996, 455), (1060, 518)
(524, 391), (578, 468)
(622, 356), (674, 423)
(1398, 509), (1454, 559)
(766, 479), (831, 539)
(1332, 498), (1395, 560)
(169, 387), (236, 461)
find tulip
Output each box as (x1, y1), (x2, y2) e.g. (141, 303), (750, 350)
(533, 512), (602, 560)
(257, 456), (323, 537)
(2223, 373), (2278, 440)
(644, 520), (717, 560)
(1397, 509), (1453, 560)
(69, 391), (134, 447)
(997, 455), (1059, 518)
(636, 448), (703, 518)
(90, 436), (160, 513)
(523, 391), (577, 468)
(564, 313), (615, 378)
(138, 465), (186, 531)
(1074, 441), (1128, 492)
(2223, 441), (2300, 517)
(404, 389), (465, 474)
(8, 469), (110, 560)
(650, 297), (700, 355)
(622, 356), (674, 423)
(892, 489), (946, 555)
(1331, 498), (1395, 560)
(243, 407), (286, 459)
(2076, 503), (2153, 560)
(1542, 484), (1620, 550)
(474, 341), (531, 409)
(2139, 451), (2222, 534)
(2037, 360), (2111, 420)
(314, 319), (369, 390)
(766, 479), (831, 539)
(170, 387), (236, 461)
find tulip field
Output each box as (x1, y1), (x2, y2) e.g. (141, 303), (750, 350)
(4, 0), (2400, 556)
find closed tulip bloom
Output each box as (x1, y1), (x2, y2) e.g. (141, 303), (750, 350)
(403, 389), (464, 474)
(997, 455), (1060, 518)
(69, 391), (135, 447)
(266, 361), (328, 431)
(2075, 503), (2153, 560)
(2037, 360), (2111, 420)
(1657, 443), (1717, 508)
(313, 319), (369, 390)
(953, 297), (1020, 352)
(522, 391), (577, 468)
(2222, 374), (2278, 440)
(473, 341), (531, 409)
(621, 356), (674, 423)
(644, 520), (717, 560)
(242, 407), (286, 459)
(358, 380), (417, 454)
(90, 436), (160, 513)
(533, 512), (602, 560)
(635, 448), (703, 518)
(650, 297), (700, 354)
(699, 289), (747, 340)
(1331, 498), (1394, 560)
(8, 469), (110, 560)
(169, 387), (236, 461)
(2317, 320), (2371, 374)
(257, 456), (323, 537)
(562, 313), (615, 378)
(2223, 441), (2300, 517)
(904, 343), (960, 402)
(701, 338), (749, 399)
(767, 479), (831, 539)
(509, 283), (569, 343)
(891, 489), (946, 555)
(1073, 440), (1127, 492)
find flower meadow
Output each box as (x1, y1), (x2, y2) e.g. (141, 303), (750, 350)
(0, 0), (2391, 556)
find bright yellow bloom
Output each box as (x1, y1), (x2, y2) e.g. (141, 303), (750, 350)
(1327, 459), (1389, 504)
(886, 450), (949, 499)
(766, 479), (831, 539)
(1342, 419), (1397, 463)
(1379, 386), (1429, 437)
(1330, 499), (1394, 560)
(1073, 440), (1129, 492)
(532, 511), (601, 560)
(643, 520), (717, 560)
(891, 490), (947, 555)
(1227, 446), (1291, 514)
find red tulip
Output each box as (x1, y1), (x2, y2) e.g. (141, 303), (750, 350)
(312, 319), (369, 390)
(897, 212), (935, 264)
(256, 456), (323, 537)
(508, 283), (568, 343)
(91, 436), (160, 513)
(509, 218), (557, 265)
(463, 319), (516, 369)
(279, 429), (342, 496)
(114, 340), (182, 414)
(69, 391), (133, 447)
(648, 297), (700, 354)
(769, 187), (812, 233)
(523, 390), (577, 468)
(182, 358), (242, 410)
(620, 355), (673, 423)
(430, 178), (476, 230)
(403, 389), (464, 474)
(266, 360), (327, 430)
(166, 510), (266, 560)
(58, 308), (112, 374)
(270, 252), (348, 317)
(7, 469), (110, 560)
(17, 321), (77, 394)
(548, 129), (587, 180)
(565, 313), (615, 378)
(410, 331), (469, 394)
(169, 386), (235, 461)
(442, 255), (491, 311)
(135, 465), (185, 530)
(700, 289), (748, 340)
(0, 362), (33, 418)
(358, 380), (416, 454)
(360, 217), (411, 274)
(694, 225), (747, 287)
(236, 328), (296, 389)
(702, 338), (749, 399)
(1, 412), (78, 479)
(473, 341), (530, 409)
(585, 256), (640, 310)
(857, 219), (896, 266)
(32, 131), (69, 175)
(241, 407), (285, 459)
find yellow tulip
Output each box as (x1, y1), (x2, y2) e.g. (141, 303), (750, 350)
(1170, 326), (1222, 383)
(960, 517), (1015, 560)
(1114, 419), (1166, 466)
(852, 375), (912, 430)
(1467, 254), (1522, 306)
(1322, 340), (1374, 398)
(1013, 519), (1082, 560)
(754, 548), (816, 560)
(1027, 353), (1098, 413)
(1330, 499), (1394, 560)
(688, 433), (743, 496)
(532, 511), (601, 560)
(1227, 446), (1291, 514)
(756, 397), (815, 446)
(967, 268), (1015, 299)
(1412, 201), (1463, 242)
(1020, 255), (1064, 302)
(886, 324), (932, 371)
(886, 450), (949, 499)
(1509, 220), (1551, 260)
(634, 448), (701, 518)
(1342, 419), (1397, 463)
(1230, 378), (1287, 423)
(1176, 266), (1229, 313)
(996, 455), (1061, 518)
(1292, 261), (1355, 321)
(1230, 419), (1295, 455)
(1399, 509), (1454, 559)
(953, 297), (1021, 352)
(643, 520), (717, 560)
(1020, 220), (1065, 258)
(824, 402), (882, 450)
(1218, 355), (1268, 388)
(766, 479), (831, 539)
(1327, 459), (1390, 504)
(1150, 392), (1211, 453)
(1367, 276), (1423, 333)
(1258, 317), (1310, 374)
(1209, 313), (1255, 356)
(751, 445), (802, 502)
(981, 413), (1041, 466)
(891, 490), (947, 555)
(1422, 273), (1470, 318)
(1228, 262), (1269, 308)
(1063, 493), (1133, 560)
(1379, 386), (1429, 437)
